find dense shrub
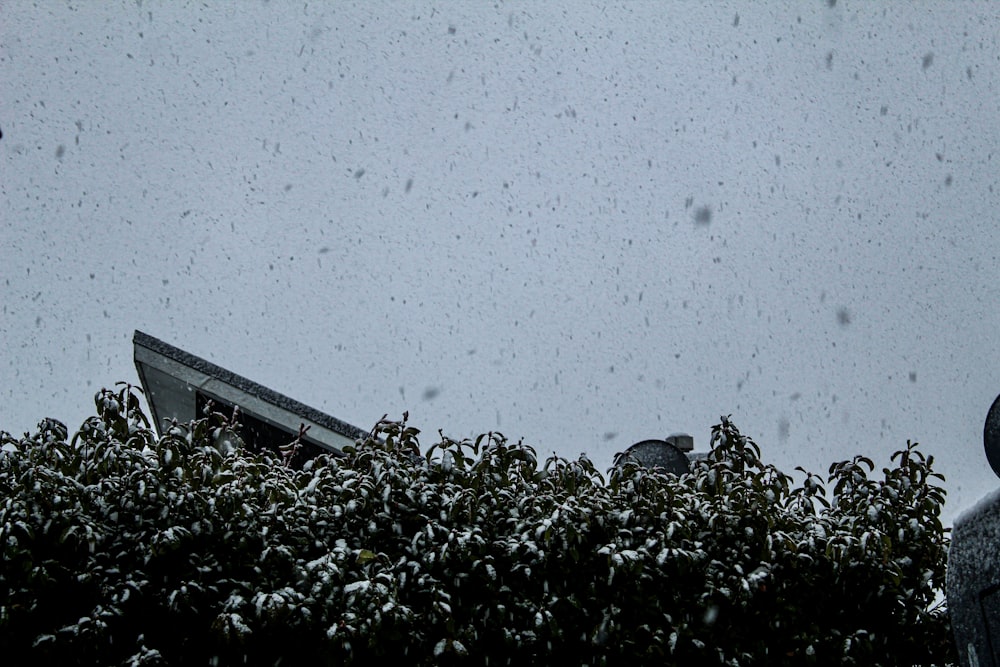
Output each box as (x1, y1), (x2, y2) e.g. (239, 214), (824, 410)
(0, 383), (954, 665)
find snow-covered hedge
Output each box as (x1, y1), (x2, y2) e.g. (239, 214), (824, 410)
(1, 383), (954, 666)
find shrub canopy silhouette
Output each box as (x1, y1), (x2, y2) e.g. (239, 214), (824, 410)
(0, 383), (954, 666)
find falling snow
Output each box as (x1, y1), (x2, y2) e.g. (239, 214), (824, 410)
(2, 2), (999, 528)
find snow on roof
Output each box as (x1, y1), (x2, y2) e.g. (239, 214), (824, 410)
(133, 330), (367, 457)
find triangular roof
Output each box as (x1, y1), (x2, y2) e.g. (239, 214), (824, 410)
(133, 330), (366, 461)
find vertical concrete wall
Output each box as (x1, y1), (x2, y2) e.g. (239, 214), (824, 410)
(947, 487), (1000, 667)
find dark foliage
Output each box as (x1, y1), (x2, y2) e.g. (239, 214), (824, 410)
(0, 383), (954, 665)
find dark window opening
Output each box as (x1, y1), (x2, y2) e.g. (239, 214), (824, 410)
(196, 391), (330, 468)
(980, 582), (1000, 663)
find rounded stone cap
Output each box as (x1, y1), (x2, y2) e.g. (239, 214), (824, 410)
(618, 439), (691, 476)
(985, 393), (1000, 478)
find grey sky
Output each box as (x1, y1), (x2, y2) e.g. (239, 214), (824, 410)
(3, 2), (999, 524)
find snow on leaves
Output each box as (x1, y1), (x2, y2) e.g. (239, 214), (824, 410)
(0, 385), (954, 665)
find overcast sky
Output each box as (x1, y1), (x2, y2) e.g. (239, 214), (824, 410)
(3, 1), (999, 524)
